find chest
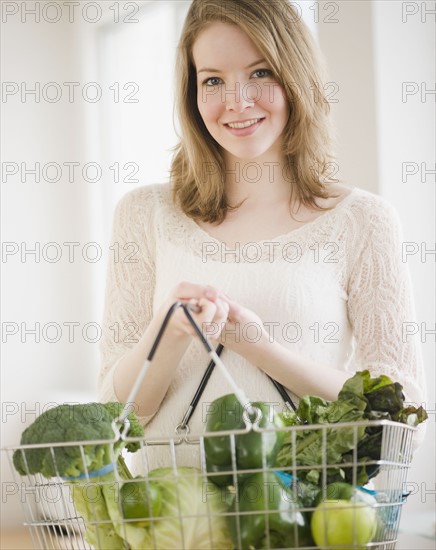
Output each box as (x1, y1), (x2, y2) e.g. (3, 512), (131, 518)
(195, 204), (323, 247)
(154, 238), (347, 321)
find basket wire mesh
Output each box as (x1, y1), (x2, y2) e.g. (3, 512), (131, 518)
(4, 419), (415, 549)
(3, 302), (417, 549)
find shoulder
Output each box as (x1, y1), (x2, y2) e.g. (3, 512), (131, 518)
(342, 189), (405, 280)
(343, 187), (401, 231)
(115, 182), (172, 213)
(111, 183), (175, 240)
(340, 189), (405, 264)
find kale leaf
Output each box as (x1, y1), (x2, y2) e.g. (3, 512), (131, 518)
(277, 371), (427, 488)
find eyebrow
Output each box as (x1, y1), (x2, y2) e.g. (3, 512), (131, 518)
(197, 58), (267, 74)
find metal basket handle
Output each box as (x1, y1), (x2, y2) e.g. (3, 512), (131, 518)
(116, 301), (256, 431)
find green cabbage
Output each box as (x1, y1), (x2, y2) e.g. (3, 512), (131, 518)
(104, 467), (232, 550)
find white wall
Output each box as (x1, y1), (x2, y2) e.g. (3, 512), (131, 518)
(318, 0), (435, 534)
(1, 5), (104, 529)
(2, 13), (98, 396)
(372, 0), (435, 532)
(318, 0), (379, 193)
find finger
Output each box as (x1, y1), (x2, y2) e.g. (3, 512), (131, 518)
(186, 298), (201, 313)
(171, 281), (208, 300)
(172, 282), (221, 303)
(204, 285), (219, 302)
(167, 294), (222, 338)
(196, 297), (217, 320)
(218, 294), (241, 322)
(213, 297), (230, 324)
(194, 298), (221, 338)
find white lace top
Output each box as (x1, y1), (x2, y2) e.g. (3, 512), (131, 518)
(98, 183), (426, 451)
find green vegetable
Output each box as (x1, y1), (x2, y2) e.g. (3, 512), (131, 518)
(204, 394), (285, 486)
(12, 403), (234, 549)
(12, 402), (143, 477)
(69, 470), (126, 550)
(120, 476), (162, 526)
(316, 482), (355, 503)
(228, 471), (312, 549)
(13, 402), (144, 549)
(315, 482), (379, 509)
(277, 371), (427, 487)
(311, 499), (377, 549)
(106, 467), (233, 549)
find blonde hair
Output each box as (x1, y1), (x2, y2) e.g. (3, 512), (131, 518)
(171, 0), (338, 223)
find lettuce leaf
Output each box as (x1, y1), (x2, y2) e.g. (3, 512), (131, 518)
(277, 371), (428, 487)
(104, 467), (232, 550)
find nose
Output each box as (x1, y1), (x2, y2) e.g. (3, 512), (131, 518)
(224, 81), (255, 112)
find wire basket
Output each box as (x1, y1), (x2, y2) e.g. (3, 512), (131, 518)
(4, 418), (415, 550)
(3, 302), (418, 549)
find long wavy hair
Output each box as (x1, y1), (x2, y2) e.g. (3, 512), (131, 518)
(171, 0), (338, 223)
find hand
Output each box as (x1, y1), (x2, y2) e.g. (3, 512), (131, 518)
(157, 281), (230, 340)
(217, 293), (268, 352)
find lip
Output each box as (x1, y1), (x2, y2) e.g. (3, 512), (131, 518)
(224, 117), (265, 137)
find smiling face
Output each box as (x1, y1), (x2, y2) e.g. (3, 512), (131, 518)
(192, 22), (290, 164)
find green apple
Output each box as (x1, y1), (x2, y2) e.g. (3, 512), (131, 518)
(311, 499), (377, 550)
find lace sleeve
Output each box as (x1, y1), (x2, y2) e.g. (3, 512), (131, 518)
(347, 199), (427, 408)
(98, 188), (156, 404)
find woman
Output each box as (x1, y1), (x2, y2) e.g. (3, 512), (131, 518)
(98, 0), (426, 455)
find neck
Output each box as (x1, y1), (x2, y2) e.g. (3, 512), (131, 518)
(223, 151), (292, 205)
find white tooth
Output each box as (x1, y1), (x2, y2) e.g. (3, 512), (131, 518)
(228, 118), (260, 129)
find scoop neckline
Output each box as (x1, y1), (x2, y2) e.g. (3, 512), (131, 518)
(182, 187), (359, 247)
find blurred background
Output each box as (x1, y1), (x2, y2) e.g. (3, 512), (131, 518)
(1, 0), (435, 546)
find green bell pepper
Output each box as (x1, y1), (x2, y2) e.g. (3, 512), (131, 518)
(204, 394), (285, 487)
(229, 471), (312, 549)
(121, 477), (162, 526)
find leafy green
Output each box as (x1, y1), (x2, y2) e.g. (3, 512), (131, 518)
(70, 468), (127, 550)
(12, 403), (233, 549)
(277, 371), (427, 487)
(105, 467), (233, 550)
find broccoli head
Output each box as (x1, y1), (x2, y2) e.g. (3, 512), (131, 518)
(13, 402), (144, 478)
(102, 401), (144, 453)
